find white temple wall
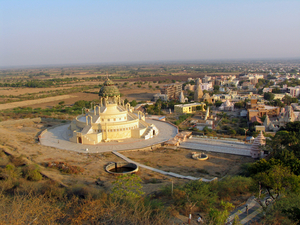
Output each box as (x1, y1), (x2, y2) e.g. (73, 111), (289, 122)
(131, 127), (147, 138)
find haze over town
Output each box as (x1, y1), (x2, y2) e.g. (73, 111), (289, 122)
(1, 0), (300, 68)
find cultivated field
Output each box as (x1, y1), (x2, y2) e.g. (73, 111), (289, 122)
(0, 86), (75, 96)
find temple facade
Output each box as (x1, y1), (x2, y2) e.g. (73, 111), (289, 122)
(250, 131), (266, 159)
(69, 79), (158, 144)
(264, 105), (300, 132)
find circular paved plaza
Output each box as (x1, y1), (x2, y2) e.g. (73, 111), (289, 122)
(40, 119), (177, 153)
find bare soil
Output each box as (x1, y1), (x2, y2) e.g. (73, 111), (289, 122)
(0, 118), (253, 195)
(27, 92), (99, 109)
(122, 148), (254, 179)
(0, 86), (75, 96)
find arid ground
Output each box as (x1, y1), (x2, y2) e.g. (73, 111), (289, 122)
(0, 118), (254, 195)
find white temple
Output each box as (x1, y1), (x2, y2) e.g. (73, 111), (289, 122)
(68, 79), (158, 144)
(250, 131), (266, 159)
(219, 99), (234, 111)
(179, 91), (185, 103)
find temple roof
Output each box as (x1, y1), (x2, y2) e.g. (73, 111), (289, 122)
(99, 78), (120, 97)
(251, 131), (266, 152)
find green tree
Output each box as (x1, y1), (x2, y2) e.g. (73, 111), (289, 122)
(234, 102), (244, 109)
(215, 100), (222, 107)
(264, 92), (275, 101)
(264, 193), (300, 224)
(207, 201), (235, 225)
(213, 85), (220, 91)
(130, 100), (137, 107)
(272, 87), (281, 93)
(253, 165), (300, 201)
(283, 95), (298, 105)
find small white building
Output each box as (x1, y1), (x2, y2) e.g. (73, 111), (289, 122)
(219, 100), (234, 111)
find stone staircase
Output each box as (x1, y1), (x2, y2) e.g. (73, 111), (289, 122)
(81, 125), (92, 134)
(142, 127), (152, 140)
(81, 135), (95, 144)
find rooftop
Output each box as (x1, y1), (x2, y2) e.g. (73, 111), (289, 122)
(174, 103), (205, 108)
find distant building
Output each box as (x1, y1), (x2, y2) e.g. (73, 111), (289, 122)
(202, 93), (215, 104)
(174, 102), (206, 114)
(247, 99), (280, 120)
(202, 75), (211, 83)
(194, 85), (203, 102)
(219, 100), (234, 111)
(240, 110), (248, 117)
(195, 78), (202, 85)
(153, 93), (168, 101)
(289, 86), (300, 97)
(160, 83), (182, 100)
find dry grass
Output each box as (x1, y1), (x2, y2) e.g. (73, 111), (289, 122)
(0, 192), (170, 225)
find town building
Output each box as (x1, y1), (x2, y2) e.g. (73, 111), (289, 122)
(160, 83), (182, 100)
(153, 93), (168, 101)
(202, 93), (215, 104)
(202, 75), (211, 83)
(219, 100), (234, 111)
(289, 86), (300, 97)
(247, 99), (280, 120)
(174, 102), (206, 114)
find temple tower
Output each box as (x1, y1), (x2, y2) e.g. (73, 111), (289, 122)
(194, 85), (203, 102)
(250, 131), (266, 159)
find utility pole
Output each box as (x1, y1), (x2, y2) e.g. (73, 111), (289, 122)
(244, 128), (249, 143)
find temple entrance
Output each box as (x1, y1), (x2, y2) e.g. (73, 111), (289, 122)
(78, 137), (82, 143)
(153, 130), (155, 135)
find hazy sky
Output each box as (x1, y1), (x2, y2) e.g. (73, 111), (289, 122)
(1, 0), (300, 67)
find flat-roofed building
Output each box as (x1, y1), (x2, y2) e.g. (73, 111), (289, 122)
(174, 102), (206, 114)
(289, 86), (300, 97)
(160, 83), (182, 100)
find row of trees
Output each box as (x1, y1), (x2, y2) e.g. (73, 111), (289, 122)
(0, 77), (80, 88)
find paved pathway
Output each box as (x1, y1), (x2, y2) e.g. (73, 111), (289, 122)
(40, 119), (177, 153)
(180, 138), (251, 156)
(227, 196), (263, 224)
(112, 151), (217, 182)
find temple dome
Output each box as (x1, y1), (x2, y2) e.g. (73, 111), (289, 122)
(99, 78), (120, 97)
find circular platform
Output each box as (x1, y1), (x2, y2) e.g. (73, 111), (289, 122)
(40, 119), (177, 153)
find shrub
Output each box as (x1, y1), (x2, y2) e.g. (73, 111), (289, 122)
(9, 155), (27, 167)
(22, 164), (42, 181)
(46, 161), (84, 174)
(111, 174), (144, 200)
(40, 180), (66, 200)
